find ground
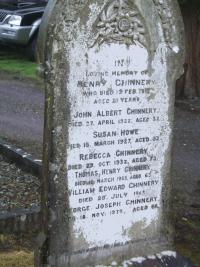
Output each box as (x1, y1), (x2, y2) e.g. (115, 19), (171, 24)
(172, 101), (200, 266)
(0, 68), (199, 265)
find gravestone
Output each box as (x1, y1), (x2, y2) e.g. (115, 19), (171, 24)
(37, 0), (187, 266)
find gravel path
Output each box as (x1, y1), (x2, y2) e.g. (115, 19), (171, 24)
(0, 155), (40, 212)
(0, 73), (44, 158)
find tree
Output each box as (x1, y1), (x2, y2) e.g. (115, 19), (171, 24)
(176, 0), (200, 98)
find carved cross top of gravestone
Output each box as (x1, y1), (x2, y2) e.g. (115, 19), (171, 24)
(39, 0), (184, 266)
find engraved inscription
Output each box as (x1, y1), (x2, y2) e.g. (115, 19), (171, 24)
(67, 42), (170, 249)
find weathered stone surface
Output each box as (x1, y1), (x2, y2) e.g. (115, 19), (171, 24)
(38, 0), (184, 266)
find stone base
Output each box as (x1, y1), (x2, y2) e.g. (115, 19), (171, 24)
(119, 251), (196, 267)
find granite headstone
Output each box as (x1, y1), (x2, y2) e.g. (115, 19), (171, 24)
(37, 0), (186, 266)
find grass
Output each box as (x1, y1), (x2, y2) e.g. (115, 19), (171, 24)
(0, 46), (38, 80)
(0, 58), (38, 80)
(0, 234), (35, 267)
(0, 251), (34, 267)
